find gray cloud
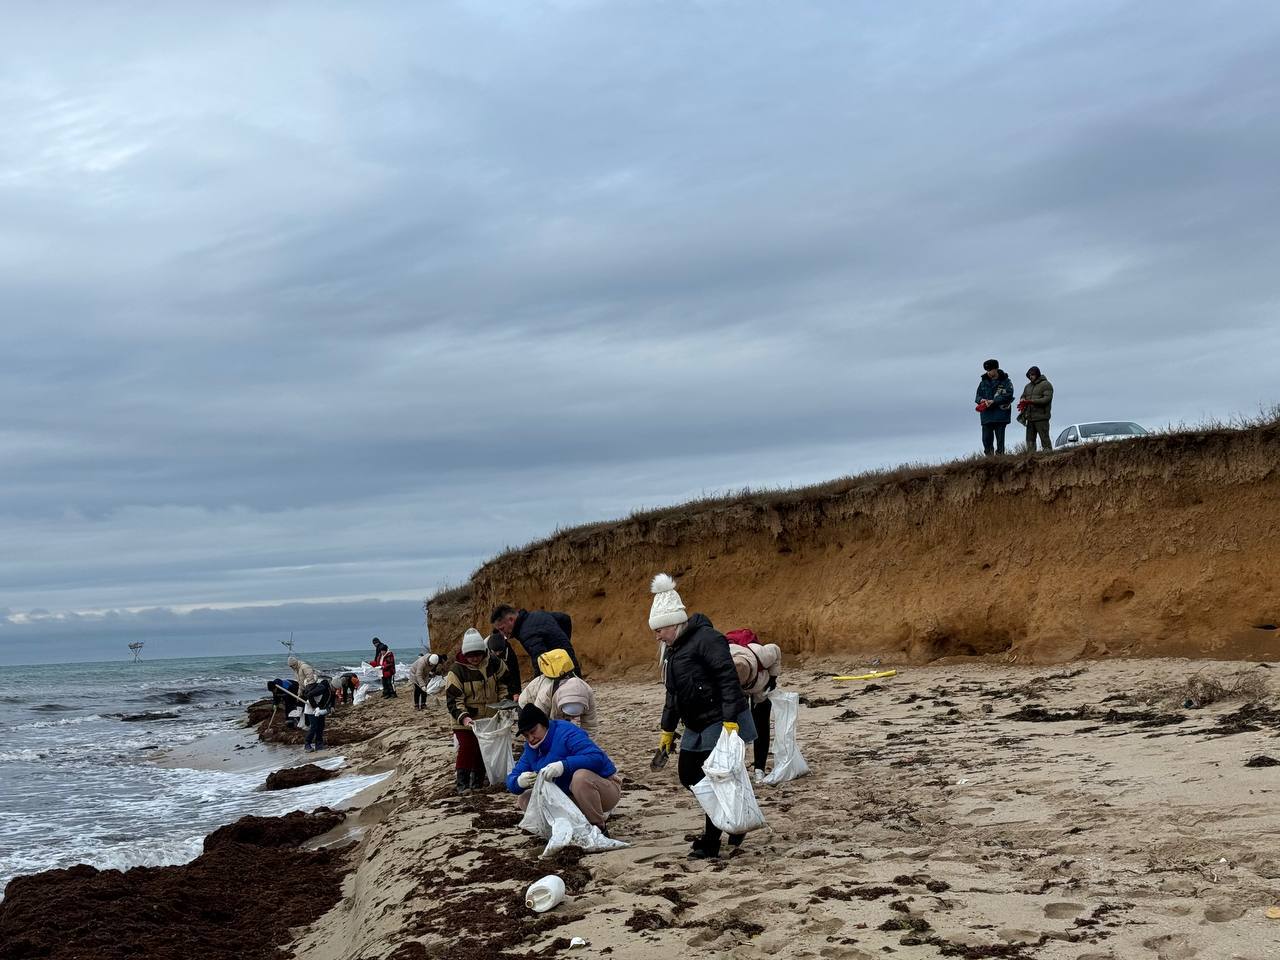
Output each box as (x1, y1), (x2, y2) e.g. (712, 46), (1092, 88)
(3, 1), (1280, 662)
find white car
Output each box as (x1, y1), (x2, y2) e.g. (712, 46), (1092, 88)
(1055, 420), (1149, 447)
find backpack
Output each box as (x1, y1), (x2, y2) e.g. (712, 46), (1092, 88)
(725, 629), (758, 648)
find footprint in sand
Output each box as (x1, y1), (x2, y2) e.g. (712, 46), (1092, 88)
(1043, 901), (1084, 919)
(1202, 899), (1246, 922)
(1142, 933), (1197, 960)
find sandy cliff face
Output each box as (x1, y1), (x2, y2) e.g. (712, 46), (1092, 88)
(429, 426), (1280, 670)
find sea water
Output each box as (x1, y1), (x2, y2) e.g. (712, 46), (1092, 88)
(0, 649), (391, 898)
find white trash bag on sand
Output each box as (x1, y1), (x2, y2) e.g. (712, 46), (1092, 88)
(472, 713), (517, 785)
(518, 777), (628, 857)
(692, 728), (767, 835)
(763, 690), (810, 785)
(425, 675), (446, 696)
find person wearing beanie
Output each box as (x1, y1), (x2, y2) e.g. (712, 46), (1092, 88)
(490, 604), (581, 677)
(974, 359), (1014, 456)
(370, 641), (397, 698)
(445, 627), (517, 793)
(409, 652), (449, 710)
(1018, 365), (1054, 452)
(488, 629), (523, 694)
(731, 641), (783, 783)
(518, 648), (598, 731)
(507, 704), (621, 832)
(649, 573), (751, 860)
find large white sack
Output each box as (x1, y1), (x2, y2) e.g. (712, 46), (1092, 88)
(692, 729), (767, 835)
(763, 690), (810, 785)
(472, 713), (517, 785)
(518, 777), (628, 856)
(352, 683), (371, 706)
(425, 675), (446, 696)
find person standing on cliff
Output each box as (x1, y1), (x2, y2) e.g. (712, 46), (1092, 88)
(1017, 365), (1054, 452)
(649, 573), (751, 860)
(974, 359), (1014, 456)
(490, 605), (580, 677)
(446, 627), (518, 793)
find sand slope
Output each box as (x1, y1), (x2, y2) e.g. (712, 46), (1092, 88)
(293, 658), (1280, 960)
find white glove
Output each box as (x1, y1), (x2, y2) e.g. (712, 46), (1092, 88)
(539, 761), (565, 781)
(517, 771), (537, 789)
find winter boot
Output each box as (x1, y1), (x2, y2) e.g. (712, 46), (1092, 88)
(470, 769), (488, 791)
(455, 770), (471, 795)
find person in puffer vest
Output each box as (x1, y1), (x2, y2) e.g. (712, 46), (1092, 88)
(518, 649), (598, 731)
(731, 640), (782, 783)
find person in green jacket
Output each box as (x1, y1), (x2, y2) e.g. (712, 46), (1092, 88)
(1018, 366), (1054, 451)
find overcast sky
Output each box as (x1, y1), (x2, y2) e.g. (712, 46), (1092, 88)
(3, 1), (1278, 664)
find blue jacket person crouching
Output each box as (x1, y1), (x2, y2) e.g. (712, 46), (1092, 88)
(507, 705), (622, 831)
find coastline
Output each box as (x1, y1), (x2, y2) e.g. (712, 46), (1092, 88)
(6, 658), (1278, 958)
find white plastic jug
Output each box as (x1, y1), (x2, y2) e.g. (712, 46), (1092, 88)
(525, 874), (566, 912)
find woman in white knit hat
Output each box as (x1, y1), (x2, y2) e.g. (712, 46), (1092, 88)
(650, 573), (751, 859)
(445, 627), (517, 794)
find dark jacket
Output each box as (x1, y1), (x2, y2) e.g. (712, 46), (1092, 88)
(488, 631), (523, 693)
(1020, 376), (1053, 422)
(975, 371), (1014, 425)
(269, 678), (299, 707)
(661, 613), (748, 733)
(506, 718), (616, 794)
(302, 679), (335, 711)
(511, 609), (580, 675)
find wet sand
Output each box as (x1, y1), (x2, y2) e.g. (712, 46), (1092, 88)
(287, 658), (1280, 960)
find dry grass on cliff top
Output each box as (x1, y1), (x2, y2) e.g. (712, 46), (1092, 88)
(427, 412), (1280, 605)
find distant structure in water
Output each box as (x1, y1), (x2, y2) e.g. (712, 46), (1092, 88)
(128, 641), (144, 662)
(281, 632), (295, 654)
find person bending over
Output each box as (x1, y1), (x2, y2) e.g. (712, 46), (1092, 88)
(507, 704), (621, 833)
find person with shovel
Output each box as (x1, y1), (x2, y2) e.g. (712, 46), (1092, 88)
(266, 678), (302, 728)
(648, 573), (750, 860)
(507, 704), (621, 834)
(445, 628), (517, 794)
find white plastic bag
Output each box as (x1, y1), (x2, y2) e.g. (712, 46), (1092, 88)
(763, 690), (810, 785)
(691, 729), (767, 835)
(472, 713), (516, 785)
(425, 675), (446, 696)
(352, 683), (370, 706)
(518, 776), (628, 856)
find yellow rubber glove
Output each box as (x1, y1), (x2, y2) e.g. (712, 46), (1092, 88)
(659, 730), (676, 752)
(722, 721), (740, 735)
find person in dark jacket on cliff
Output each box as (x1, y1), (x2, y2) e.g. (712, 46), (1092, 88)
(649, 573), (751, 860)
(975, 358), (1014, 456)
(507, 704), (622, 830)
(1018, 365), (1054, 452)
(490, 605), (580, 677)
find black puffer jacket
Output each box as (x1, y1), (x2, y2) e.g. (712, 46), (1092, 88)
(660, 614), (748, 733)
(489, 630), (523, 692)
(302, 679), (335, 711)
(512, 609), (580, 674)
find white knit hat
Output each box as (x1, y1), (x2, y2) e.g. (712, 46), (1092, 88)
(461, 628), (487, 655)
(648, 573), (688, 629)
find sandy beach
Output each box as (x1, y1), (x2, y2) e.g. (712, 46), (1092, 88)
(281, 656), (1280, 960)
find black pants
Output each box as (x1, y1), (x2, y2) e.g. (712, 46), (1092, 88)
(413, 684), (428, 708)
(382, 677), (396, 698)
(304, 713), (326, 749)
(751, 699), (771, 771)
(1026, 420), (1052, 451)
(677, 746), (743, 854)
(981, 422), (1007, 455)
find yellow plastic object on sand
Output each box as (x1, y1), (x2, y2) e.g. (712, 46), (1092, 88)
(832, 670), (897, 681)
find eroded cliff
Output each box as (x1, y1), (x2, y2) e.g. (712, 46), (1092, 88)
(428, 425), (1280, 670)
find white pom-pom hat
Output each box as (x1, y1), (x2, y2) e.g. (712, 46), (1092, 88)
(461, 628), (487, 654)
(648, 573), (689, 630)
